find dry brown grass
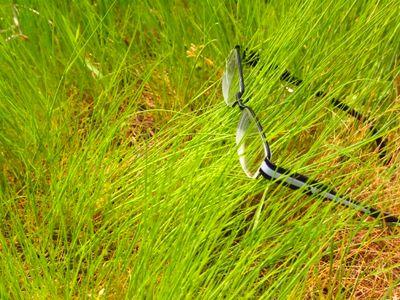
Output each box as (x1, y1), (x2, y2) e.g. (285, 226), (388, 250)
(307, 227), (400, 299)
(304, 81), (400, 299)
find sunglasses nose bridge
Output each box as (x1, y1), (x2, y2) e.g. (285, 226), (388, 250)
(233, 92), (247, 110)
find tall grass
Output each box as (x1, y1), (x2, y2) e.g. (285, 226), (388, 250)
(1, 0), (399, 298)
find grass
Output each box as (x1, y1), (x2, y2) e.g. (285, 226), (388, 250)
(0, 0), (400, 298)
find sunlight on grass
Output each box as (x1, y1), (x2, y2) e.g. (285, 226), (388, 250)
(0, 0), (399, 298)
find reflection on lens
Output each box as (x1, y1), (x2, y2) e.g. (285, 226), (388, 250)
(222, 49), (240, 106)
(236, 107), (268, 178)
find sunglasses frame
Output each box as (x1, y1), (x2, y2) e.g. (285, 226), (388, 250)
(224, 45), (398, 224)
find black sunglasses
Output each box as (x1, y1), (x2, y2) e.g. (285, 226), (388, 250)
(222, 45), (398, 224)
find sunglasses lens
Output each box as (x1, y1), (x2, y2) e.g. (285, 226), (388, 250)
(222, 49), (240, 106)
(236, 107), (268, 178)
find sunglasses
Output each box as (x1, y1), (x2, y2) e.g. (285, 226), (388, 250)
(222, 45), (398, 224)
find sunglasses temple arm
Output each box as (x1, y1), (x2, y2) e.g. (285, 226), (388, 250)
(328, 98), (388, 160)
(259, 159), (399, 224)
(278, 68), (389, 161)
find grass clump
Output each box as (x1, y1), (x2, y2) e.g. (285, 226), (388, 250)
(0, 0), (399, 298)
